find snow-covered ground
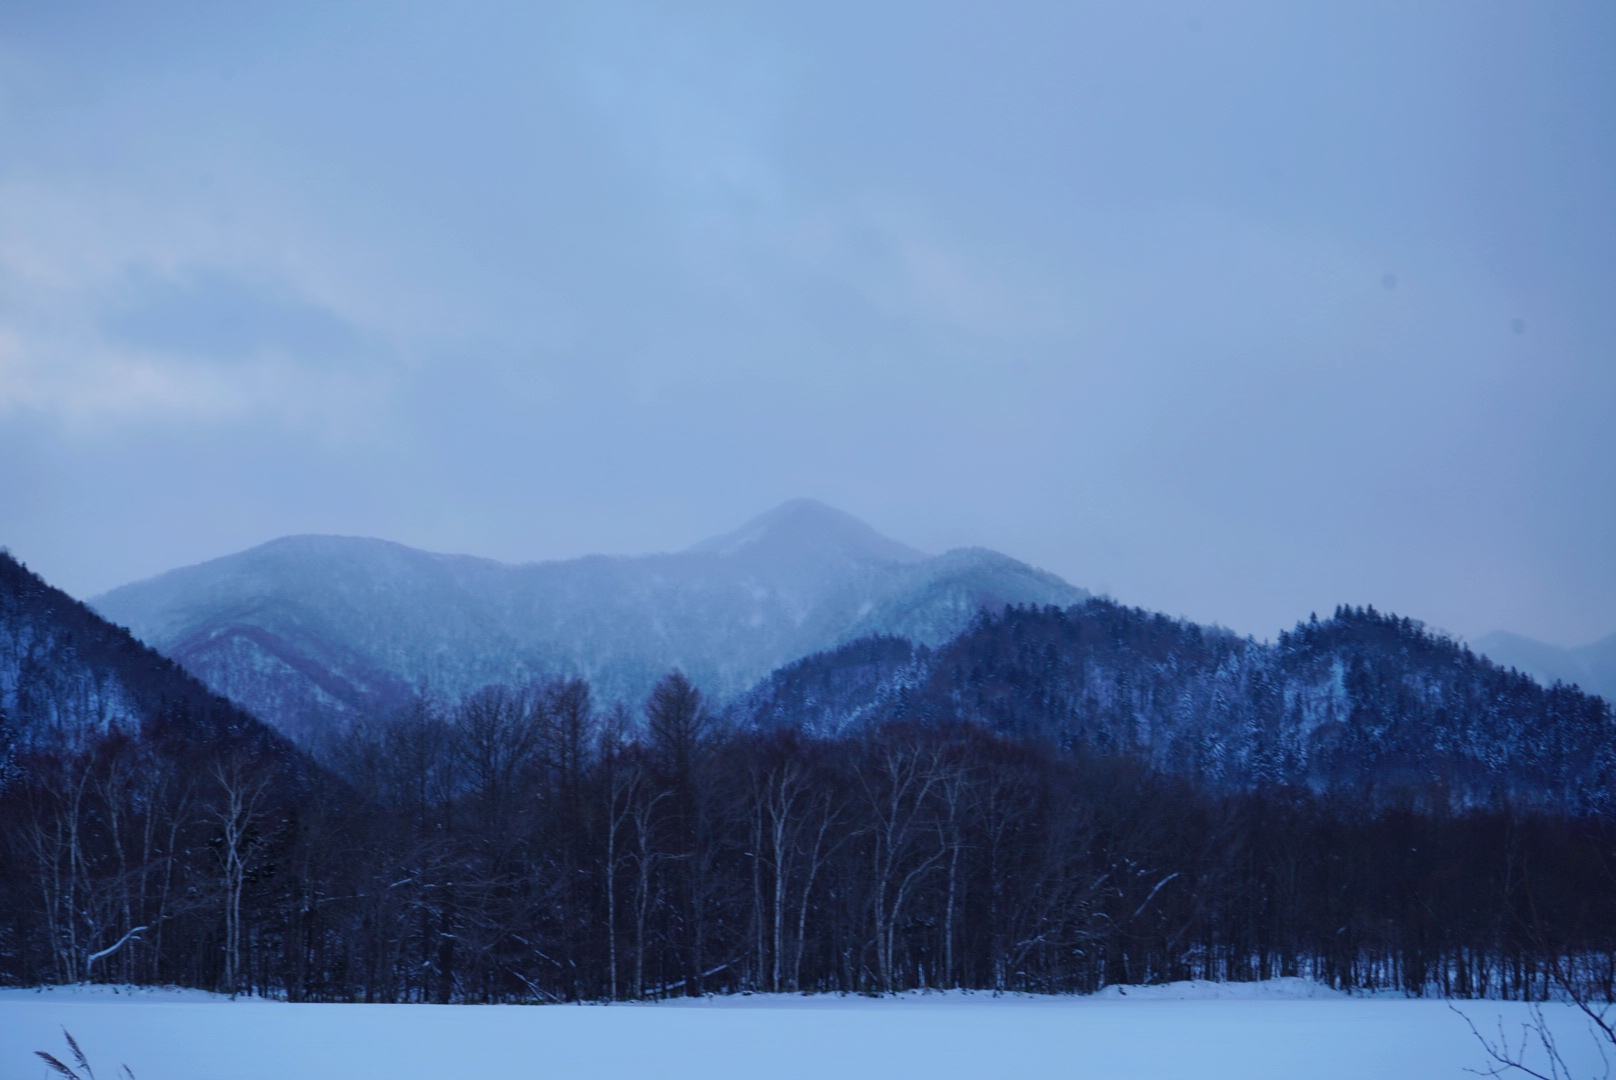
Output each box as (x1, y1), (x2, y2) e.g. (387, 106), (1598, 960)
(1, 981), (1606, 1080)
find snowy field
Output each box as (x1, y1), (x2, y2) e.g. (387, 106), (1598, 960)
(2, 981), (1607, 1080)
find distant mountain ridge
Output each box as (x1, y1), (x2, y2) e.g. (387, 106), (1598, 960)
(92, 500), (1088, 742)
(1471, 630), (1616, 704)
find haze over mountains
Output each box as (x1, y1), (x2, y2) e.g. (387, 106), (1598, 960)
(1470, 630), (1616, 705)
(92, 500), (1087, 742)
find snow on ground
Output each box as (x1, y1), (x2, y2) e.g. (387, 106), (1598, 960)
(1, 981), (1606, 1080)
(1087, 975), (1357, 1000)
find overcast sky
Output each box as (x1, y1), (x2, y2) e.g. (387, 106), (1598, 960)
(1, 1), (1612, 647)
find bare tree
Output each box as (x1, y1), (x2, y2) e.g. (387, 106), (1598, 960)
(628, 770), (670, 999)
(856, 729), (946, 992)
(788, 762), (847, 992)
(599, 703), (637, 1000)
(932, 733), (976, 989)
(23, 748), (94, 983)
(1457, 951), (1616, 1079)
(210, 754), (274, 997)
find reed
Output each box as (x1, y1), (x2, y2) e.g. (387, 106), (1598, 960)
(34, 1028), (136, 1080)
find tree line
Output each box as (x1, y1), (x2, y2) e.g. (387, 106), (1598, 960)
(749, 603), (1616, 815)
(4, 670), (1614, 1002)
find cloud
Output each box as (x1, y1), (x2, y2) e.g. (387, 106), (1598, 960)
(0, 323), (392, 439)
(102, 267), (362, 362)
(0, 175), (395, 434)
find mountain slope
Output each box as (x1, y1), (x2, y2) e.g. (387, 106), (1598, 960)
(92, 501), (1088, 741)
(0, 550), (294, 771)
(741, 602), (1616, 814)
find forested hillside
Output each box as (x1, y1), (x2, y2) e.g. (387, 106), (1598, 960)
(0, 552), (294, 764)
(0, 551), (308, 988)
(5, 552), (1615, 1004)
(744, 601), (1616, 814)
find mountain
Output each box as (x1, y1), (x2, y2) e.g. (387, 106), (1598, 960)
(1472, 630), (1616, 704)
(92, 500), (1087, 742)
(0, 550), (293, 772)
(740, 601), (1616, 814)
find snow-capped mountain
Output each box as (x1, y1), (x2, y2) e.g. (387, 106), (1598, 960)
(91, 500), (1087, 741)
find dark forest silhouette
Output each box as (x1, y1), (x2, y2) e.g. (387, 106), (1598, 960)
(3, 552), (1615, 1002)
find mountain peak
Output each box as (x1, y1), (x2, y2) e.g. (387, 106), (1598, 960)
(687, 499), (926, 564)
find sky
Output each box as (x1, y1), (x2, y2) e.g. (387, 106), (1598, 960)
(1, 1), (1612, 648)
